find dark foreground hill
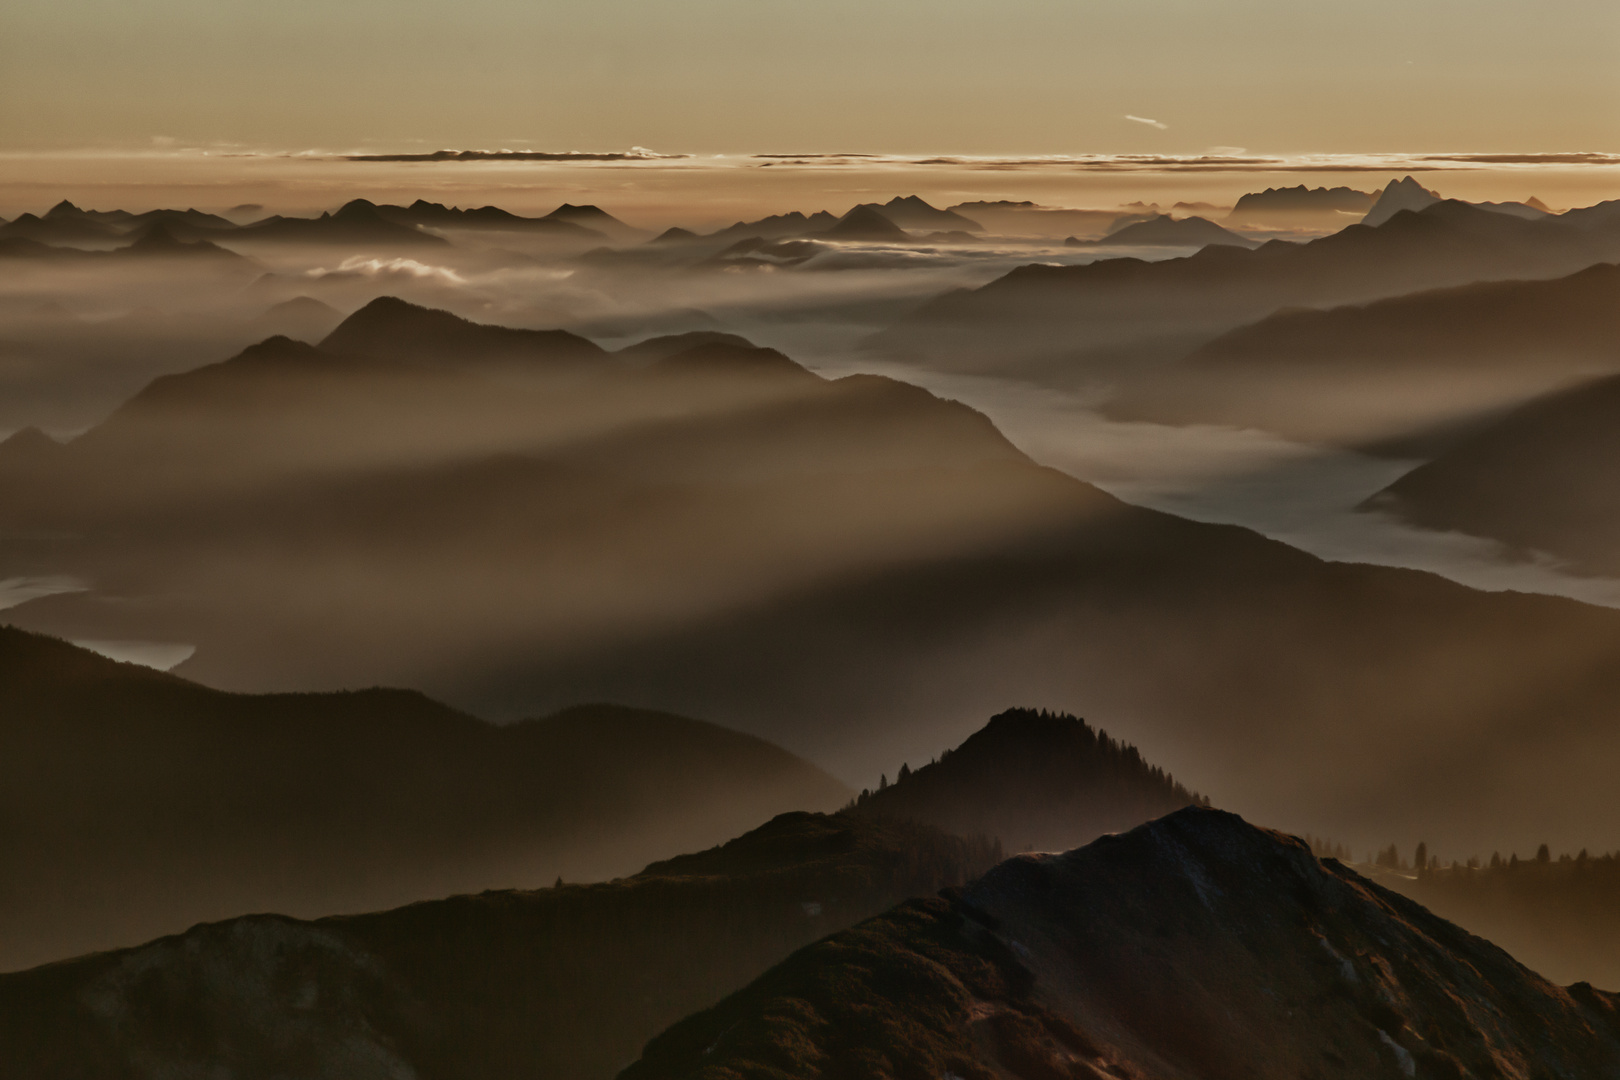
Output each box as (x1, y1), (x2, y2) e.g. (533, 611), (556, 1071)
(15, 300), (1620, 854)
(625, 808), (1620, 1080)
(851, 708), (1202, 852)
(0, 812), (998, 1080)
(0, 628), (848, 972)
(1107, 261), (1620, 448)
(1364, 370), (1620, 574)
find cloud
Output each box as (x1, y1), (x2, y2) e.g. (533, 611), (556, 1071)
(343, 148), (689, 163)
(1125, 115), (1169, 131)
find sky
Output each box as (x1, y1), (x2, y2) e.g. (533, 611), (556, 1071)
(3, 0), (1617, 157)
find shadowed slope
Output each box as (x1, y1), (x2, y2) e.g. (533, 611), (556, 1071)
(0, 627), (849, 971)
(1107, 261), (1620, 447)
(624, 808), (1620, 1080)
(0, 812), (994, 1080)
(1365, 371), (1620, 574)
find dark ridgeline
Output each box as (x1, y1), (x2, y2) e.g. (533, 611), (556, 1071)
(850, 708), (1202, 853)
(624, 808), (1620, 1080)
(820, 203), (911, 242)
(0, 626), (849, 973)
(0, 812), (998, 1080)
(1365, 367), (1620, 574)
(1226, 183), (1376, 225)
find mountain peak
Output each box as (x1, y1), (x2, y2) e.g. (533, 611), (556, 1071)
(321, 296), (605, 366)
(823, 204), (910, 242)
(1363, 175), (1443, 227)
(44, 200), (84, 219)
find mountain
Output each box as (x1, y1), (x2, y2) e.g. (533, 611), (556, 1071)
(859, 195), (983, 232)
(873, 197), (1620, 380)
(16, 299), (1620, 857)
(1106, 261), (1620, 447)
(1363, 370), (1620, 574)
(821, 203), (911, 242)
(237, 200), (449, 245)
(545, 203), (645, 242)
(245, 295), (346, 341)
(320, 294), (606, 366)
(0, 626), (848, 972)
(1087, 213), (1256, 248)
(706, 210), (841, 243)
(1226, 184), (1376, 228)
(0, 811), (995, 1080)
(625, 808), (1620, 1080)
(0, 209), (125, 245)
(1362, 175), (1443, 226)
(371, 198), (605, 238)
(850, 708), (1201, 852)
(947, 201), (1122, 239)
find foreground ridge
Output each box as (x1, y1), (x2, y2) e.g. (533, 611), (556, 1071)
(624, 807), (1620, 1080)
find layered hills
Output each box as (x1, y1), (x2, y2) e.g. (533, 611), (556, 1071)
(0, 626), (848, 972)
(1107, 261), (1620, 447)
(626, 808), (1620, 1080)
(873, 197), (1620, 379)
(12, 300), (1620, 854)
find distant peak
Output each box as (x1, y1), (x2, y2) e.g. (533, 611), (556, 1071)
(44, 199), (84, 218)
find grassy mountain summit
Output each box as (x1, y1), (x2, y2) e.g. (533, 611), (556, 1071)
(851, 708), (1202, 853)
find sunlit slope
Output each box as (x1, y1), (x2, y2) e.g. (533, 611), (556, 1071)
(9, 299), (1620, 854)
(0, 627), (848, 972)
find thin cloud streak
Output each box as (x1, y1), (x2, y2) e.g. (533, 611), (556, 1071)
(1125, 115), (1170, 131)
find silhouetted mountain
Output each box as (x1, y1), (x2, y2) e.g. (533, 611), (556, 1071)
(118, 221), (249, 262)
(0, 626), (848, 972)
(0, 210), (124, 245)
(648, 226), (700, 244)
(320, 295), (606, 367)
(237, 200), (449, 245)
(1364, 370), (1620, 574)
(851, 708), (1201, 852)
(545, 203), (645, 242)
(1227, 184), (1375, 225)
(1089, 213), (1256, 248)
(707, 210), (841, 243)
(1363, 175), (1442, 226)
(371, 198), (605, 238)
(949, 201), (1122, 239)
(246, 295), (346, 341)
(615, 331), (760, 364)
(857, 195), (983, 232)
(625, 808), (1620, 1080)
(1107, 261), (1620, 447)
(0, 811), (994, 1080)
(875, 198), (1620, 379)
(821, 204), (911, 242)
(14, 299), (1620, 859)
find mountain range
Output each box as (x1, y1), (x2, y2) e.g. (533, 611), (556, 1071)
(10, 299), (1620, 856)
(872, 197), (1620, 380)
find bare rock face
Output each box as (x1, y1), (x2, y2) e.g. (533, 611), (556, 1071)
(624, 807), (1620, 1080)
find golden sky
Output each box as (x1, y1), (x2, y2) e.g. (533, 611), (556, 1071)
(3, 0), (1617, 156)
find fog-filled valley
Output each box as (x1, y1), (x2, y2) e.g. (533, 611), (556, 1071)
(8, 160), (1620, 1077)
